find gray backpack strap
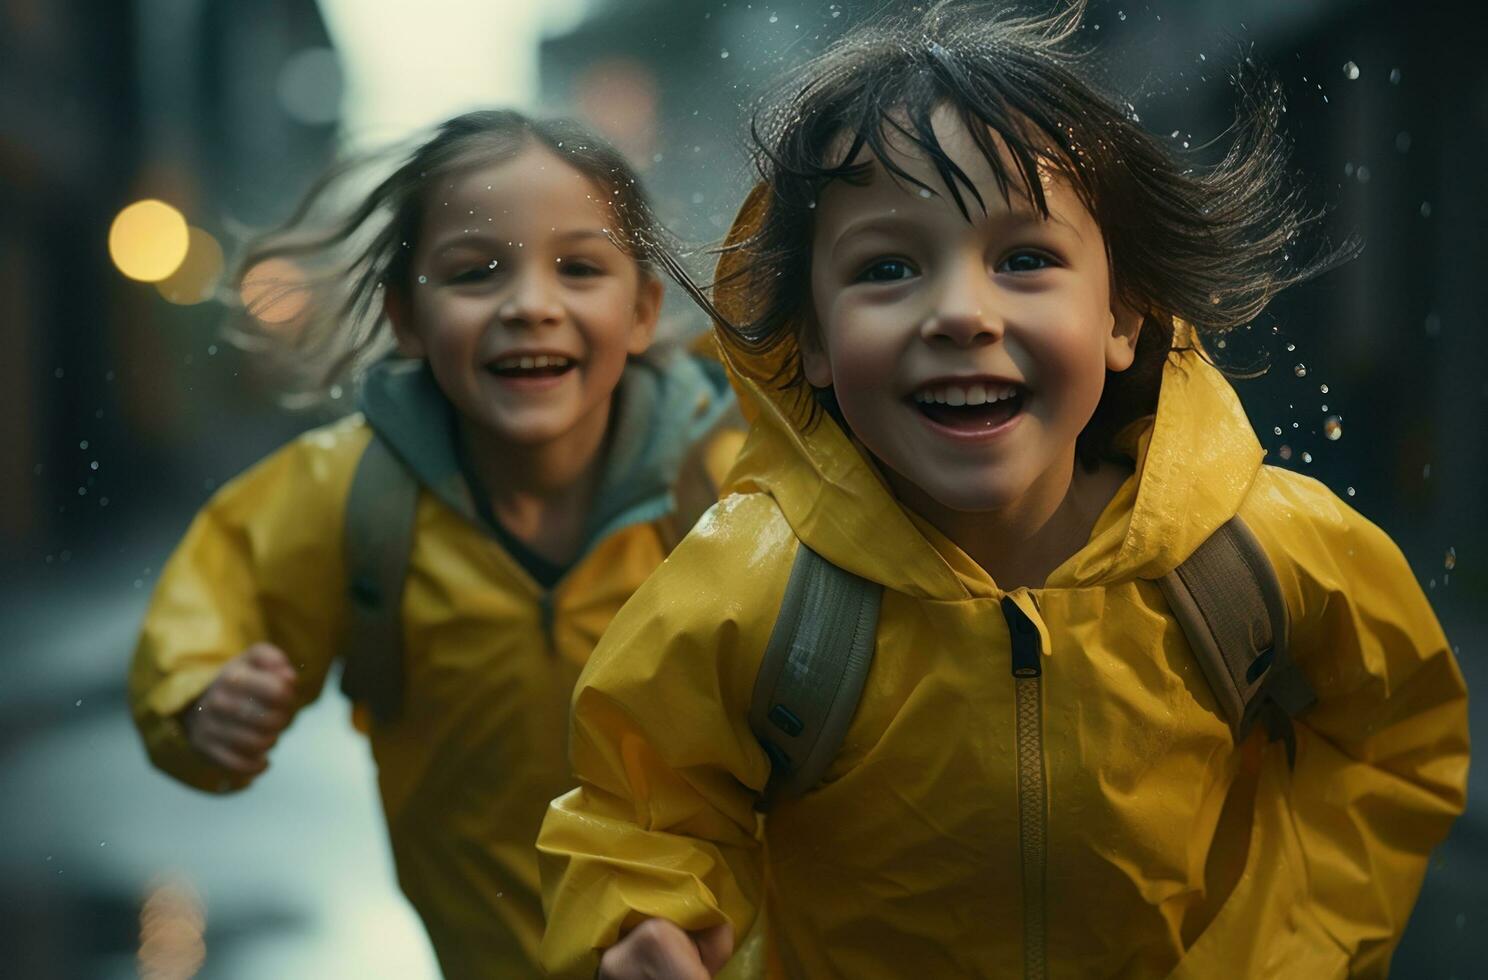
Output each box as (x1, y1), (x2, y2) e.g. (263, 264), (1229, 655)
(749, 542), (882, 810)
(339, 431), (420, 726)
(1157, 515), (1317, 765)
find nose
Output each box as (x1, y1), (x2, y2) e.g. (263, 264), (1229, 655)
(920, 259), (1003, 348)
(498, 265), (563, 328)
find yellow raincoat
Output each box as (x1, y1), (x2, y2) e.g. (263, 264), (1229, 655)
(130, 351), (743, 979)
(538, 258), (1469, 976)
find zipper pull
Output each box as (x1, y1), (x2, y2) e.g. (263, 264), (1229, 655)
(1000, 596), (1042, 677)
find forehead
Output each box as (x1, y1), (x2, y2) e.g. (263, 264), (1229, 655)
(422, 144), (612, 234)
(813, 106), (1086, 231)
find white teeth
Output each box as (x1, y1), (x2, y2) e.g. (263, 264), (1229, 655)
(913, 381), (1021, 405)
(493, 354), (572, 371)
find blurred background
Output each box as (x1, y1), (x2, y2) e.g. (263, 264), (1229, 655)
(1, 0), (1482, 976)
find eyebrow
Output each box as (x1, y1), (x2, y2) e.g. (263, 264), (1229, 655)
(430, 228), (615, 256)
(828, 205), (1071, 254)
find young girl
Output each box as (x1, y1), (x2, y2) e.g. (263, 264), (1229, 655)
(537, 6), (1469, 978)
(128, 109), (744, 979)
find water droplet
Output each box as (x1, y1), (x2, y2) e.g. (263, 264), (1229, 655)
(75, 699), (83, 707)
(1420, 201), (1433, 218)
(1294, 363), (1307, 377)
(1118, 9), (1127, 20)
(720, 49), (730, 59)
(1324, 416), (1342, 440)
(1344, 162), (1355, 178)
(1356, 165), (1371, 183)
(919, 187), (932, 198)
(1423, 463), (1432, 480)
(1278, 445), (1293, 461)
(79, 440), (89, 450)
(1389, 68), (1402, 84)
(1301, 452), (1313, 464)
(1444, 547), (1456, 571)
(1347, 486), (1356, 497)
(1319, 383), (1330, 394)
(99, 841), (107, 848)
(1273, 426), (1283, 436)
(417, 275), (428, 284)
(1342, 61), (1360, 80)
(768, 12), (778, 23)
(1285, 343), (1296, 352)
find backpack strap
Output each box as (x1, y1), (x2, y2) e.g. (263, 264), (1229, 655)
(1156, 515), (1317, 765)
(339, 431), (420, 727)
(749, 542), (882, 810)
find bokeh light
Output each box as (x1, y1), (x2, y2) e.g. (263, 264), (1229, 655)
(109, 200), (190, 282)
(240, 257), (311, 325)
(276, 46), (343, 126)
(155, 227), (225, 306)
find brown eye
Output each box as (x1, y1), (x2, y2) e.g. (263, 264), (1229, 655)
(1000, 251), (1056, 273)
(856, 258), (917, 283)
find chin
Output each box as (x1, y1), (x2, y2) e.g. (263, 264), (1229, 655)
(914, 468), (1034, 515)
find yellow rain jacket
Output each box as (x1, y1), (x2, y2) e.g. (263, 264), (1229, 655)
(130, 351), (743, 979)
(538, 252), (1469, 976)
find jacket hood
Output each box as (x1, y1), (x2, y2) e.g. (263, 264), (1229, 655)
(359, 349), (735, 546)
(712, 186), (1265, 600)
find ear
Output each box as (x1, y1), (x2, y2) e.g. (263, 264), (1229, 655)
(384, 285), (425, 358)
(799, 315), (834, 388)
(1104, 293), (1144, 373)
(626, 273), (664, 356)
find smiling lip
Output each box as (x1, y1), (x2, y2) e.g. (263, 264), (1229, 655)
(484, 350), (579, 391)
(907, 374), (1028, 443)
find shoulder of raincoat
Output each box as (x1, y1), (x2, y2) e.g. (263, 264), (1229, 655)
(536, 195), (1468, 980)
(128, 347), (743, 978)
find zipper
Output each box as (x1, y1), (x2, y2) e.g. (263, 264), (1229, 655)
(1001, 596), (1048, 980)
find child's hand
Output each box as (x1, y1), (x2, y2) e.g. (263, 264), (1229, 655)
(182, 643), (298, 775)
(598, 919), (734, 980)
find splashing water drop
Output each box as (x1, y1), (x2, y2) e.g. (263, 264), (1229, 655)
(1324, 416), (1343, 440)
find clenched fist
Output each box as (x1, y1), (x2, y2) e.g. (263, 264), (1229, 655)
(182, 643), (299, 775)
(599, 919), (734, 980)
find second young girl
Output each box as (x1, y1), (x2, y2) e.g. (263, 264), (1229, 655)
(538, 5), (1469, 978)
(128, 110), (743, 978)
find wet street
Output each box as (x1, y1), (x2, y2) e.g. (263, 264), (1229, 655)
(2, 529), (1482, 978)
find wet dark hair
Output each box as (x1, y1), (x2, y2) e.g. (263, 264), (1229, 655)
(675, 0), (1350, 464)
(231, 109), (664, 402)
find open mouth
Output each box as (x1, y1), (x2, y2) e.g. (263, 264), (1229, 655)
(910, 380), (1026, 432)
(487, 354), (576, 379)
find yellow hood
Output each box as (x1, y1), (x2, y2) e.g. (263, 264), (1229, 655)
(711, 188), (1262, 599)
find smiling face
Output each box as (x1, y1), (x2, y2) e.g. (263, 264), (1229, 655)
(388, 143), (660, 448)
(804, 107), (1141, 517)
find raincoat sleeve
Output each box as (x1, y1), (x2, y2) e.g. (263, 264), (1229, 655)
(128, 420), (369, 793)
(538, 493), (787, 979)
(1242, 473), (1470, 977)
